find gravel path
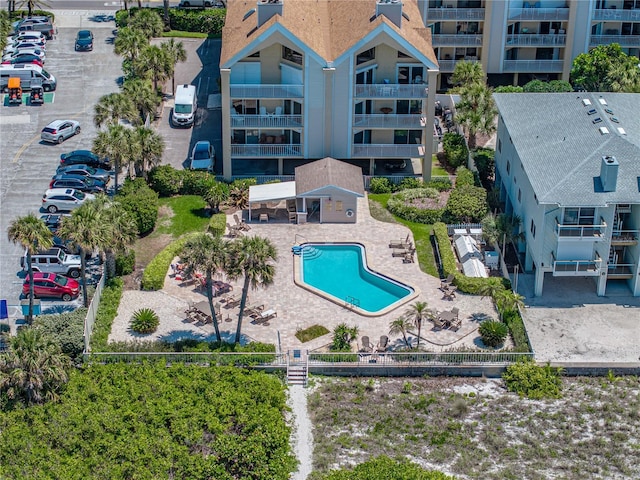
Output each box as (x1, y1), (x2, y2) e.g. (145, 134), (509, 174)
(288, 385), (313, 480)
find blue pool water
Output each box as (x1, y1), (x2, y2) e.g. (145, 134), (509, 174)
(300, 243), (413, 314)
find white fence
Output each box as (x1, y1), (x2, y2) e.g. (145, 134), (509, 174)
(83, 272), (106, 354)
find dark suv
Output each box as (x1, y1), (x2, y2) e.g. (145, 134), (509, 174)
(75, 30), (94, 51)
(50, 174), (105, 193)
(60, 150), (111, 170)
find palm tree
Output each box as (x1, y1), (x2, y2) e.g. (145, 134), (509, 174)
(607, 57), (640, 93)
(93, 124), (138, 194)
(389, 316), (413, 349)
(0, 328), (70, 406)
(57, 202), (110, 307)
(455, 82), (497, 149)
(129, 8), (164, 40)
(0, 11), (11, 51)
(94, 92), (139, 129)
(477, 281), (505, 301)
(122, 78), (160, 123)
(132, 126), (164, 177)
(451, 60), (484, 88)
(495, 290), (525, 313)
(7, 214), (53, 324)
(163, 0), (171, 28)
(405, 301), (432, 349)
(161, 38), (187, 94)
(135, 45), (170, 92)
(181, 233), (228, 342)
(226, 236), (277, 344)
(114, 26), (149, 63)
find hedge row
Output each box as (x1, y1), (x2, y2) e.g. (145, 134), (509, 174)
(148, 165), (221, 197)
(90, 278), (124, 352)
(115, 7), (225, 35)
(117, 178), (159, 235)
(442, 132), (468, 168)
(208, 212), (226, 237)
(369, 177), (452, 194)
(141, 233), (199, 290)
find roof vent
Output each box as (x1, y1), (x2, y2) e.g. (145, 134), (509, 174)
(599, 127), (609, 135)
(592, 117), (602, 124)
(599, 98), (607, 105)
(587, 108), (597, 115)
(611, 117), (619, 123)
(600, 156), (618, 192)
(617, 127), (627, 135)
(582, 98), (592, 106)
(605, 108), (614, 114)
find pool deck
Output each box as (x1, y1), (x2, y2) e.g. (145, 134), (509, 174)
(109, 196), (499, 352)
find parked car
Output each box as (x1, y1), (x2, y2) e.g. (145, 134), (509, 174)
(189, 140), (215, 171)
(39, 213), (70, 232)
(2, 47), (46, 61)
(21, 247), (82, 278)
(59, 150), (110, 169)
(10, 31), (47, 45)
(41, 120), (81, 144)
(4, 40), (46, 55)
(41, 188), (95, 213)
(1, 53), (43, 66)
(75, 30), (94, 51)
(50, 175), (105, 193)
(56, 164), (111, 183)
(22, 272), (80, 301)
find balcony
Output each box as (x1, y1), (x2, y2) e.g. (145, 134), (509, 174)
(353, 114), (425, 128)
(229, 84), (304, 98)
(506, 34), (567, 46)
(352, 144), (425, 158)
(555, 218), (607, 241)
(431, 34), (483, 46)
(426, 8), (485, 20)
(508, 7), (569, 21)
(354, 84), (428, 99)
(436, 59), (457, 71)
(607, 264), (635, 279)
(502, 60), (564, 72)
(552, 254), (602, 276)
(231, 144), (302, 157)
(593, 8), (640, 22)
(589, 35), (640, 47)
(231, 114), (303, 128)
(611, 230), (639, 246)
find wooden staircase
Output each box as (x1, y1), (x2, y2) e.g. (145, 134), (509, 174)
(287, 350), (308, 386)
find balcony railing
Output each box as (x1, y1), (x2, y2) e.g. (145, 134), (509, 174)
(353, 114), (425, 128)
(354, 84), (429, 99)
(553, 258), (602, 276)
(593, 9), (640, 21)
(555, 219), (607, 240)
(502, 60), (564, 72)
(431, 34), (483, 46)
(436, 59), (457, 71)
(352, 144), (425, 158)
(506, 34), (567, 46)
(230, 84), (304, 98)
(589, 35), (640, 47)
(231, 114), (303, 128)
(611, 230), (639, 245)
(231, 144), (302, 157)
(607, 264), (635, 279)
(426, 8), (485, 20)
(508, 7), (569, 21)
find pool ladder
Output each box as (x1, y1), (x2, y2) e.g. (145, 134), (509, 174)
(345, 296), (360, 310)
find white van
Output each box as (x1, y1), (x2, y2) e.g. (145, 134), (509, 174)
(178, 0), (221, 8)
(0, 64), (56, 92)
(172, 84), (197, 127)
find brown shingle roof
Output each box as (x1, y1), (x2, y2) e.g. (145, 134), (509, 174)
(295, 158), (365, 196)
(221, 0), (436, 67)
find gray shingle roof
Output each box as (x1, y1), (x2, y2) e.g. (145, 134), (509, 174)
(493, 93), (640, 206)
(295, 158), (365, 196)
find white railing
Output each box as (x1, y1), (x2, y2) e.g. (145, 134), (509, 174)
(231, 144), (302, 157)
(553, 258), (602, 276)
(593, 9), (640, 21)
(508, 7), (569, 20)
(555, 219), (606, 240)
(352, 144), (425, 157)
(230, 84), (303, 98)
(231, 114), (303, 128)
(502, 60), (564, 72)
(85, 351), (287, 365)
(354, 84), (429, 99)
(83, 272), (106, 353)
(431, 34), (483, 46)
(611, 230), (639, 243)
(426, 8), (485, 20)
(353, 113), (425, 128)
(307, 351), (534, 365)
(506, 34), (567, 46)
(589, 35), (640, 47)
(607, 264), (635, 277)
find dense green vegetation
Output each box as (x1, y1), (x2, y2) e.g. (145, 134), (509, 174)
(503, 360), (563, 399)
(0, 363), (295, 479)
(117, 178), (160, 235)
(157, 195), (210, 236)
(90, 278), (124, 352)
(296, 325), (330, 343)
(310, 456), (454, 480)
(141, 234), (196, 290)
(116, 7), (226, 36)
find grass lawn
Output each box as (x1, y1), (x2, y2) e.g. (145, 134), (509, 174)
(296, 325), (330, 343)
(156, 195), (210, 237)
(431, 154), (449, 177)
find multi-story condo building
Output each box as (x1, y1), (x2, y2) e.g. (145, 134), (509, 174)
(219, 0), (439, 179)
(493, 93), (640, 297)
(419, 0), (640, 90)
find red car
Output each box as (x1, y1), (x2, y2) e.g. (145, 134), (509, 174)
(22, 272), (80, 301)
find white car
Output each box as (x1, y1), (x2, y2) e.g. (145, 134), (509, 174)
(42, 188), (95, 213)
(189, 140), (215, 171)
(2, 49), (46, 63)
(3, 43), (46, 57)
(10, 31), (47, 44)
(41, 120), (81, 144)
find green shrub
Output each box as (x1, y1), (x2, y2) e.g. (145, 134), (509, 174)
(443, 184), (488, 223)
(296, 325), (330, 343)
(369, 177), (393, 194)
(502, 309), (530, 352)
(11, 9), (55, 21)
(473, 147), (495, 187)
(115, 249), (136, 276)
(424, 179), (452, 191)
(116, 7), (226, 34)
(398, 177), (422, 190)
(493, 85), (524, 93)
(147, 164), (182, 197)
(442, 132), (468, 168)
(130, 308), (160, 334)
(433, 222), (457, 278)
(117, 178), (159, 235)
(141, 234), (198, 290)
(180, 170), (216, 196)
(207, 213), (227, 237)
(34, 309), (86, 361)
(479, 320), (509, 348)
(312, 455), (455, 480)
(523, 79), (573, 93)
(387, 188), (445, 224)
(90, 278), (123, 352)
(503, 360), (563, 399)
(455, 166), (475, 187)
(331, 323), (358, 352)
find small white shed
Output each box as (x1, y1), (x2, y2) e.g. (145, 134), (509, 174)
(454, 235), (481, 263)
(462, 257), (489, 278)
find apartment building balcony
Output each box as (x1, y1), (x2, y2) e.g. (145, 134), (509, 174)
(589, 35), (640, 47)
(431, 34), (483, 46)
(552, 253), (602, 276)
(231, 144), (303, 157)
(436, 59), (457, 71)
(508, 7), (569, 21)
(506, 34), (567, 46)
(593, 8), (640, 22)
(555, 218), (607, 241)
(353, 114), (425, 128)
(502, 60), (564, 72)
(611, 230), (639, 246)
(426, 8), (485, 20)
(607, 264), (635, 279)
(231, 114), (303, 128)
(229, 84), (304, 98)
(352, 144), (425, 158)
(354, 84), (429, 99)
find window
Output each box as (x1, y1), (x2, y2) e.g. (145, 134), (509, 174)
(518, 189), (522, 202)
(530, 219), (536, 238)
(335, 201), (343, 212)
(356, 47), (375, 65)
(506, 160), (511, 175)
(397, 51), (410, 58)
(563, 207), (595, 225)
(282, 46), (303, 65)
(397, 65), (424, 84)
(498, 139), (502, 153)
(353, 130), (371, 144)
(248, 51), (260, 58)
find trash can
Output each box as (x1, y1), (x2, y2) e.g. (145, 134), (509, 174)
(20, 299), (41, 316)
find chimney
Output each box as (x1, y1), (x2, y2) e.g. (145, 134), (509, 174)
(257, 0), (283, 28)
(376, 0), (403, 28)
(600, 155), (619, 192)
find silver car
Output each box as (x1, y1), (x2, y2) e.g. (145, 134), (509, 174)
(41, 119), (81, 144)
(41, 188), (95, 213)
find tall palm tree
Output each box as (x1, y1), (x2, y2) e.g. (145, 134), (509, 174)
(132, 126), (164, 177)
(114, 26), (149, 63)
(129, 8), (164, 40)
(57, 202), (110, 308)
(94, 92), (139, 129)
(451, 60), (484, 88)
(122, 78), (160, 123)
(226, 236), (277, 344)
(93, 124), (138, 191)
(181, 233), (228, 343)
(0, 11), (11, 52)
(495, 290), (525, 313)
(135, 45), (170, 92)
(455, 82), (497, 149)
(389, 316), (413, 349)
(160, 38), (187, 94)
(163, 0), (171, 27)
(0, 328), (70, 406)
(477, 281), (505, 301)
(7, 214), (53, 324)
(405, 301), (432, 349)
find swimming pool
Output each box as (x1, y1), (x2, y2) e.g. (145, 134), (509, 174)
(295, 243), (416, 316)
